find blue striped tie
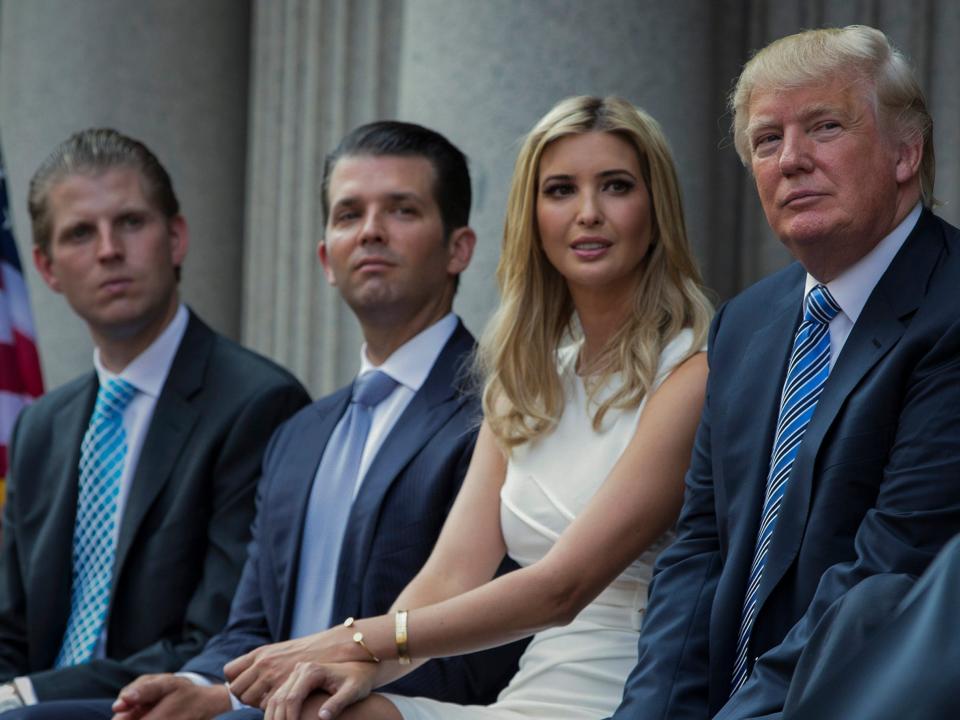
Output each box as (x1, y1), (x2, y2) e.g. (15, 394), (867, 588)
(731, 284), (841, 694)
(56, 377), (137, 666)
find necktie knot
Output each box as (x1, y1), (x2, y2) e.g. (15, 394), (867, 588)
(93, 378), (137, 420)
(352, 370), (398, 408)
(804, 284), (841, 325)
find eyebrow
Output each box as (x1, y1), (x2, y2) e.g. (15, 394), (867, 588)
(331, 191), (425, 208)
(540, 169), (638, 183)
(748, 103), (850, 136)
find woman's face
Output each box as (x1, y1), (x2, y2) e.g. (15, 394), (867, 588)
(536, 131), (652, 305)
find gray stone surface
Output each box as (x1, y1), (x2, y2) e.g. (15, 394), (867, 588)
(0, 0), (250, 388)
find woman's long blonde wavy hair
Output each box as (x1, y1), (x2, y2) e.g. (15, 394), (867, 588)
(478, 96), (713, 449)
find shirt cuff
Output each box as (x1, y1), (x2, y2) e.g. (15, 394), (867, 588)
(175, 672), (247, 711)
(13, 677), (37, 706)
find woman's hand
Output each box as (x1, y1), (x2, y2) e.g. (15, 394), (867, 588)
(224, 630), (345, 707)
(264, 661), (377, 720)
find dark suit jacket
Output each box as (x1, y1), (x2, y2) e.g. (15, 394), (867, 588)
(0, 311), (310, 700)
(611, 210), (960, 719)
(183, 321), (523, 703)
(783, 534), (960, 719)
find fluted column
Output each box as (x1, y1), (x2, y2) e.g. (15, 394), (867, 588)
(242, 0), (402, 395)
(0, 0), (251, 387)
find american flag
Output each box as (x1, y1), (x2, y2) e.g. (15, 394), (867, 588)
(0, 152), (44, 504)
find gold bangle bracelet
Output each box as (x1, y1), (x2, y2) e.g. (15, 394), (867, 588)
(395, 609), (411, 665)
(343, 616), (381, 663)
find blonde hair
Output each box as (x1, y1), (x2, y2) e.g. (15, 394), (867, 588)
(730, 25), (935, 206)
(479, 96), (712, 448)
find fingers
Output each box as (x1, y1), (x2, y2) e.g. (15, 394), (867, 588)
(223, 647), (256, 683)
(265, 662), (316, 720)
(318, 675), (364, 720)
(233, 672), (275, 709)
(113, 674), (176, 713)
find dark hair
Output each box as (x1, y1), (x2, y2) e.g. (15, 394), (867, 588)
(28, 128), (179, 255)
(321, 120), (471, 238)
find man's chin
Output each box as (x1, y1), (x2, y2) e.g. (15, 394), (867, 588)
(777, 216), (839, 252)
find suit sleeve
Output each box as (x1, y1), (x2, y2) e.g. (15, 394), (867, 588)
(27, 380), (310, 700)
(0, 411), (36, 678)
(380, 430), (529, 705)
(716, 316), (960, 720)
(609, 307), (727, 720)
(181, 426), (287, 680)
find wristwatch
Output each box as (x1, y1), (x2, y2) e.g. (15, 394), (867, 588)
(0, 681), (24, 711)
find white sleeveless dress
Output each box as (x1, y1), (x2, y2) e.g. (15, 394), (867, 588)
(383, 330), (696, 720)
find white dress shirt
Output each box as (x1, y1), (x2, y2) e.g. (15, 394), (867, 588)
(15, 304), (189, 704)
(805, 203), (921, 368)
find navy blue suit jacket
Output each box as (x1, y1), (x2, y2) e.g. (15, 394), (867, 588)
(783, 533), (960, 719)
(611, 210), (960, 719)
(183, 321), (523, 703)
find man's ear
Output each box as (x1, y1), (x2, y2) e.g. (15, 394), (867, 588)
(446, 226), (477, 277)
(168, 215), (190, 267)
(33, 245), (61, 293)
(317, 239), (337, 285)
(895, 135), (923, 185)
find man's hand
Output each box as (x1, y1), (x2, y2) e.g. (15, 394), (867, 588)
(111, 674), (232, 720)
(264, 661), (377, 720)
(224, 630), (344, 708)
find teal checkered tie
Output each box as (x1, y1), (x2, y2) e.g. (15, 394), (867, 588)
(56, 377), (137, 666)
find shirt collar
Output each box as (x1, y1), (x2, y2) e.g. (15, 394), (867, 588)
(805, 203), (922, 324)
(358, 313), (458, 392)
(93, 304), (190, 398)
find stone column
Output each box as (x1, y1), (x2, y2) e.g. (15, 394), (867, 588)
(242, 0), (402, 395)
(0, 0), (251, 387)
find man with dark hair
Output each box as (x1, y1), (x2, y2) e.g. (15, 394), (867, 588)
(0, 128), (310, 710)
(21, 121), (522, 719)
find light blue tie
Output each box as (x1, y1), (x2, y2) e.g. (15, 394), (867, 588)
(56, 377), (136, 667)
(290, 370), (399, 637)
(731, 284), (841, 694)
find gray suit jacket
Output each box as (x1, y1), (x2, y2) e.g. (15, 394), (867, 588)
(0, 310), (309, 699)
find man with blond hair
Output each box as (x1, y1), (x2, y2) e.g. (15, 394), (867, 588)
(0, 128), (309, 709)
(612, 25), (960, 719)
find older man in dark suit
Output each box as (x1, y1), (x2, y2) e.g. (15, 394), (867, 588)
(611, 25), (960, 720)
(0, 129), (309, 711)
(23, 121), (523, 720)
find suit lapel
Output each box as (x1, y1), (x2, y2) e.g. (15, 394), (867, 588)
(758, 211), (944, 607)
(276, 391), (350, 637)
(112, 312), (209, 580)
(721, 272), (803, 553)
(40, 377), (97, 659)
(332, 323), (474, 617)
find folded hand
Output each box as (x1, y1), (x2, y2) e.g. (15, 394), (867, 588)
(224, 630), (343, 707)
(264, 661), (378, 720)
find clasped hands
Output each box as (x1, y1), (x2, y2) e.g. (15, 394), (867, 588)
(225, 630), (378, 720)
(108, 630), (378, 720)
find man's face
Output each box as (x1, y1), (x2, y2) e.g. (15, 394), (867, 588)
(320, 154), (472, 328)
(33, 166), (187, 346)
(747, 78), (921, 281)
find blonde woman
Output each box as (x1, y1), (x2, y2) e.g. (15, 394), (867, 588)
(225, 96), (713, 720)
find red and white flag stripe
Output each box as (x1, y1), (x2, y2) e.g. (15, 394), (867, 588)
(0, 157), (44, 493)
